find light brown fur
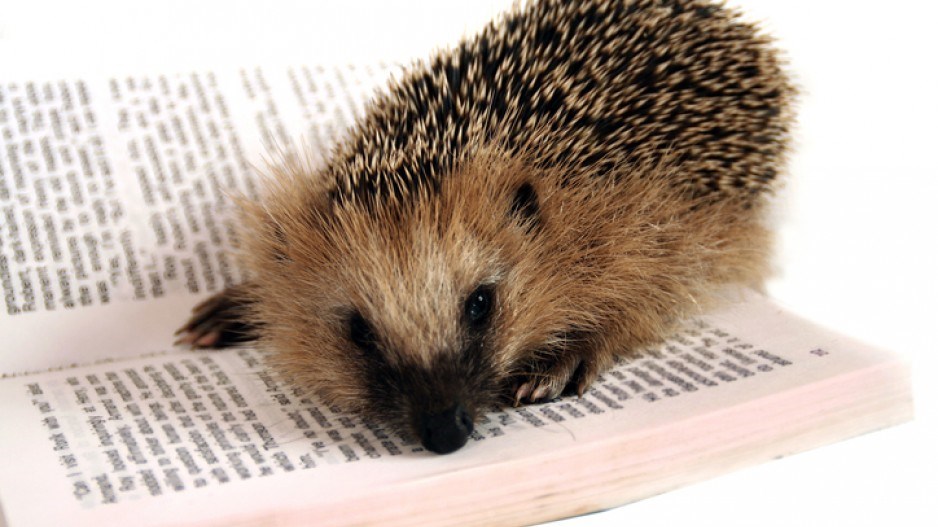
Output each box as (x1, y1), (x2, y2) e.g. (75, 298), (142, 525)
(215, 143), (771, 435)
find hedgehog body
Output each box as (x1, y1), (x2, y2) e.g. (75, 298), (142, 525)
(179, 0), (793, 454)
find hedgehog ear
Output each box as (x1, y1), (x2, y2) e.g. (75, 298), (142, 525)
(509, 182), (540, 230)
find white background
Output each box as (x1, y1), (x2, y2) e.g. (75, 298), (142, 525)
(1, 0), (935, 525)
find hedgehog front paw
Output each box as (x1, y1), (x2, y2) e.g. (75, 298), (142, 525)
(513, 353), (601, 405)
(174, 286), (257, 348)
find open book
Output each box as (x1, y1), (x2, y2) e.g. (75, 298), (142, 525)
(0, 64), (913, 527)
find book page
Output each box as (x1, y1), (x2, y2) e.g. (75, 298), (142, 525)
(0, 295), (911, 527)
(0, 63), (396, 375)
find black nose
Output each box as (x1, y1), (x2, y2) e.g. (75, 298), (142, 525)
(418, 403), (474, 454)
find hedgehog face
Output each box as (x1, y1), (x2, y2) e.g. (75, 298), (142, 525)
(336, 233), (505, 454)
(244, 154), (562, 454)
(323, 202), (512, 454)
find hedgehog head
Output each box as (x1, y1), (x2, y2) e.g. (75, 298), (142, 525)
(240, 149), (618, 454)
(241, 147), (768, 454)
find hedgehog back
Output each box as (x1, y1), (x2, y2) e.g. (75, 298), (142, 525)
(328, 0), (793, 206)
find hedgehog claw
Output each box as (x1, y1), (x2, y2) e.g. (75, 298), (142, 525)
(514, 382), (535, 406)
(573, 361), (601, 398)
(513, 352), (598, 405)
(531, 384), (551, 401)
(175, 286), (257, 349)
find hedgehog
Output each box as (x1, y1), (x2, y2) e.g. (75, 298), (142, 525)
(176, 0), (793, 454)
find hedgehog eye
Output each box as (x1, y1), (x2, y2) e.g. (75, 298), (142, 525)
(348, 311), (379, 352)
(465, 285), (495, 328)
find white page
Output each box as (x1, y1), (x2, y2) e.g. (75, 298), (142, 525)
(0, 63), (397, 375)
(0, 295), (911, 527)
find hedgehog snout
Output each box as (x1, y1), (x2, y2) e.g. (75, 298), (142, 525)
(417, 403), (474, 454)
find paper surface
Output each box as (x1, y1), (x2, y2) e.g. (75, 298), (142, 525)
(0, 294), (910, 527)
(0, 64), (395, 374)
